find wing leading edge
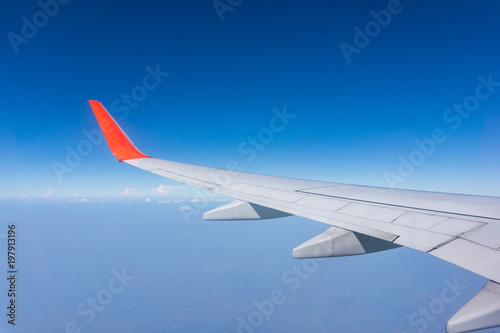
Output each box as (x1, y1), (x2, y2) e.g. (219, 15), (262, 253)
(89, 100), (500, 333)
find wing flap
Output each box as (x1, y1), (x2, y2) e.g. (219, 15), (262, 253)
(337, 202), (405, 222)
(430, 238), (500, 283)
(294, 196), (350, 211)
(461, 222), (500, 249)
(298, 185), (500, 220)
(393, 212), (484, 237)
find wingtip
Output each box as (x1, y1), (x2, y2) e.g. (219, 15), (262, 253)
(88, 100), (151, 161)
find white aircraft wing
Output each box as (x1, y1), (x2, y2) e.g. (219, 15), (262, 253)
(89, 100), (500, 333)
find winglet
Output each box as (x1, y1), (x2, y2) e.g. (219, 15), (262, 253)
(89, 100), (150, 162)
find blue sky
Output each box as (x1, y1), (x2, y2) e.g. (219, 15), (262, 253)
(2, 0), (500, 199)
(1, 1), (500, 332)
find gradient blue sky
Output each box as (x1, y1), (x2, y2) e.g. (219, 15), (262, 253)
(2, 2), (500, 332)
(2, 0), (500, 199)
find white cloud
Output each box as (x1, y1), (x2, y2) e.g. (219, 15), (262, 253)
(67, 198), (90, 203)
(153, 185), (171, 194)
(145, 198), (151, 202)
(119, 185), (187, 197)
(38, 189), (53, 198)
(212, 198), (232, 202)
(119, 188), (143, 196)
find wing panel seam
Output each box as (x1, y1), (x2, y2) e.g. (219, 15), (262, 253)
(296, 190), (500, 221)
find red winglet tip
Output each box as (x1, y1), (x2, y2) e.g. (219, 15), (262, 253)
(88, 100), (151, 161)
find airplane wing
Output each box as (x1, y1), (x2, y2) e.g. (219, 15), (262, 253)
(89, 100), (500, 333)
